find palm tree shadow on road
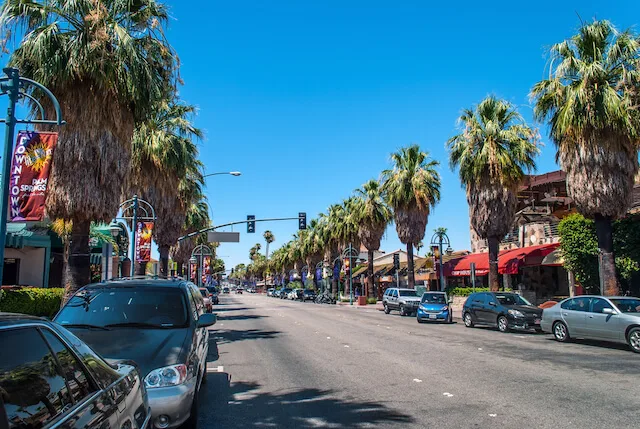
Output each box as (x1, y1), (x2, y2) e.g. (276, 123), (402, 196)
(211, 329), (281, 346)
(199, 375), (414, 428)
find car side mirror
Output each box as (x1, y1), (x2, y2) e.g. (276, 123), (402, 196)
(602, 308), (616, 315)
(488, 301), (497, 306)
(198, 313), (217, 328)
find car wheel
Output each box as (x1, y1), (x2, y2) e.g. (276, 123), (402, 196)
(553, 321), (570, 342)
(463, 312), (474, 328)
(497, 315), (509, 332)
(416, 316), (424, 324)
(626, 327), (640, 353)
(384, 304), (390, 314)
(399, 304), (406, 316)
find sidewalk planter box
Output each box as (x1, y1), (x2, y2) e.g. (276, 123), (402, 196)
(357, 296), (367, 306)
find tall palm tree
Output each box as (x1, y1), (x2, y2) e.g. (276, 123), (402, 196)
(1, 0), (177, 296)
(130, 101), (204, 277)
(448, 96), (539, 291)
(263, 231), (275, 259)
(354, 180), (391, 298)
(382, 145), (441, 288)
(531, 20), (640, 295)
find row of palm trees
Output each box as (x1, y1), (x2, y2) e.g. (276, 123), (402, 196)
(246, 19), (640, 296)
(1, 0), (213, 298)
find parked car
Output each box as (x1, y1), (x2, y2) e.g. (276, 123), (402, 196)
(287, 289), (298, 300)
(267, 288), (275, 297)
(462, 292), (543, 332)
(0, 313), (151, 429)
(247, 288), (256, 294)
(222, 287), (230, 294)
(382, 288), (422, 316)
(236, 287), (244, 294)
(54, 278), (217, 429)
(199, 288), (213, 312)
(302, 289), (317, 302)
(280, 288), (292, 299)
(417, 291), (453, 323)
(541, 295), (640, 353)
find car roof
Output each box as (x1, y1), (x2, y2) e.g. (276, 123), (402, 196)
(0, 312), (48, 329)
(565, 295), (636, 299)
(81, 278), (190, 290)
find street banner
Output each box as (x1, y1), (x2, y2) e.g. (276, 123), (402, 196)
(316, 268), (322, 280)
(135, 222), (153, 262)
(190, 263), (197, 282)
(9, 131), (58, 221)
(203, 256), (212, 275)
(333, 264), (340, 278)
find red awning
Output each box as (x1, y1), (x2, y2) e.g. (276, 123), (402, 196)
(444, 243), (560, 277)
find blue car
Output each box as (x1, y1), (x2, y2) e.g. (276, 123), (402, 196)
(417, 291), (453, 323)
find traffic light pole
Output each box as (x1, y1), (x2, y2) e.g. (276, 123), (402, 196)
(178, 216), (302, 241)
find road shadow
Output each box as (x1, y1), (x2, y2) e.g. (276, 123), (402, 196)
(213, 306), (251, 312)
(206, 337), (219, 362)
(199, 375), (414, 428)
(544, 336), (632, 352)
(212, 329), (281, 345)
(217, 314), (265, 321)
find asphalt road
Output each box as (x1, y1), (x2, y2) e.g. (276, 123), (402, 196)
(198, 293), (640, 428)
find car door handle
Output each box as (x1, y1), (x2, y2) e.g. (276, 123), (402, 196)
(562, 312), (569, 316)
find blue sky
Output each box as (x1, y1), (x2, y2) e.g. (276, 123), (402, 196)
(2, 1), (638, 271)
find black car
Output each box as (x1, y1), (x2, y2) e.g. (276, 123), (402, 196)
(54, 278), (217, 429)
(280, 288), (292, 299)
(0, 313), (150, 429)
(462, 292), (543, 332)
(302, 289), (317, 301)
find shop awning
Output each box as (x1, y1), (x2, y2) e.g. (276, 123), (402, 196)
(541, 249), (564, 266)
(352, 265), (368, 277)
(444, 243), (560, 277)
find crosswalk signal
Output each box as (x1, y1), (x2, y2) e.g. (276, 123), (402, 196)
(299, 212), (307, 230)
(393, 253), (400, 270)
(247, 215), (255, 233)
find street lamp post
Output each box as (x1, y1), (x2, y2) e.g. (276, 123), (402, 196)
(112, 195), (156, 277)
(342, 244), (359, 306)
(191, 244), (213, 287)
(0, 68), (64, 283)
(315, 261), (324, 292)
(203, 171), (241, 178)
(431, 229), (453, 292)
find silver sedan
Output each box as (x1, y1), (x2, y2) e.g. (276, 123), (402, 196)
(541, 295), (640, 353)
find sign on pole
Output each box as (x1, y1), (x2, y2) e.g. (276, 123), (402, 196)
(470, 262), (476, 292)
(135, 222), (153, 262)
(207, 231), (240, 243)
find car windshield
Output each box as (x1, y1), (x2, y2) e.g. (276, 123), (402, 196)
(610, 298), (640, 313)
(421, 293), (446, 304)
(56, 287), (188, 328)
(495, 294), (532, 306)
(399, 290), (418, 297)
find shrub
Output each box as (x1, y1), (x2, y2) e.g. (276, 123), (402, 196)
(445, 287), (512, 297)
(0, 287), (64, 318)
(367, 297), (378, 304)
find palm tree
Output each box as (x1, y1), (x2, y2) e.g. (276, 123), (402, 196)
(382, 145), (441, 288)
(263, 231), (275, 259)
(448, 96), (539, 291)
(1, 0), (177, 296)
(130, 101), (204, 277)
(531, 20), (640, 295)
(354, 180), (391, 298)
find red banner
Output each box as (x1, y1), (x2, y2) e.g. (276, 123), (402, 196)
(204, 256), (212, 275)
(9, 131), (58, 221)
(190, 263), (197, 282)
(135, 222), (153, 262)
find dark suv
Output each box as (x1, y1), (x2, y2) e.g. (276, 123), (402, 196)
(462, 292), (543, 332)
(0, 313), (150, 429)
(54, 278), (216, 429)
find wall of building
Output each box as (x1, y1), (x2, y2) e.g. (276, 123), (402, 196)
(4, 247), (45, 287)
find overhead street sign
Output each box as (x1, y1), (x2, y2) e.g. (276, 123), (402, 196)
(207, 231), (240, 243)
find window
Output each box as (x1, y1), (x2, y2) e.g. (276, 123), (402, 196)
(471, 293), (484, 303)
(399, 290), (418, 297)
(56, 287), (188, 328)
(40, 329), (96, 403)
(186, 288), (199, 321)
(421, 293), (446, 304)
(0, 328), (73, 428)
(610, 298), (640, 313)
(392, 290), (398, 298)
(561, 297), (590, 312)
(495, 294), (532, 306)
(590, 298), (614, 314)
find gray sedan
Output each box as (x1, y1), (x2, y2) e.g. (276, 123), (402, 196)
(541, 295), (640, 353)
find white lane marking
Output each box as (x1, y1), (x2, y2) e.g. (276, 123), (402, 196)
(386, 326), (390, 329)
(327, 337), (331, 339)
(489, 414), (497, 417)
(413, 379), (422, 383)
(478, 348), (482, 351)
(217, 365), (224, 372)
(344, 345), (350, 348)
(443, 392), (454, 397)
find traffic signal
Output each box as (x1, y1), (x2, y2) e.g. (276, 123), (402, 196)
(393, 253), (400, 270)
(247, 215), (255, 233)
(299, 212), (307, 230)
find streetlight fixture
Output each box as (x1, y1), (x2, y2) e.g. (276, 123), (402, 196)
(190, 244), (213, 287)
(203, 171), (242, 178)
(342, 244), (359, 306)
(431, 228), (452, 292)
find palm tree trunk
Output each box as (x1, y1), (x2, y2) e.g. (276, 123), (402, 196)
(406, 243), (415, 288)
(159, 245), (170, 278)
(488, 236), (500, 291)
(64, 220), (91, 304)
(177, 261), (184, 276)
(367, 250), (375, 298)
(594, 215), (619, 296)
